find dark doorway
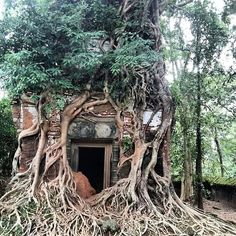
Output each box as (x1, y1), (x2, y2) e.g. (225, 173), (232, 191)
(78, 147), (105, 193)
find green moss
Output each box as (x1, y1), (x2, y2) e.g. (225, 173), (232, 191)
(204, 176), (236, 186)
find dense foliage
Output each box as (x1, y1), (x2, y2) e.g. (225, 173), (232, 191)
(0, 0), (160, 100)
(0, 98), (17, 176)
(165, 0), (236, 184)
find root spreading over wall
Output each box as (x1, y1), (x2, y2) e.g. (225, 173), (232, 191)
(0, 87), (235, 235)
(0, 0), (235, 235)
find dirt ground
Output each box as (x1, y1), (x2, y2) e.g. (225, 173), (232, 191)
(204, 199), (236, 224)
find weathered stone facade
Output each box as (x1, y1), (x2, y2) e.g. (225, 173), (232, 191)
(67, 117), (119, 186)
(12, 95), (120, 189)
(12, 93), (162, 190)
(12, 100), (38, 132)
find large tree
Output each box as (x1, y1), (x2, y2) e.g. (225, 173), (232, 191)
(167, 0), (235, 206)
(0, 0), (235, 235)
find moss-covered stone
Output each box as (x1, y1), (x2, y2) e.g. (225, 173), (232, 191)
(204, 176), (236, 187)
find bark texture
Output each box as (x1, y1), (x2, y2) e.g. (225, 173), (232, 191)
(214, 128), (224, 177)
(180, 130), (193, 202)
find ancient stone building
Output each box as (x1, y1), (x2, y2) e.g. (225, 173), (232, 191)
(12, 93), (162, 194)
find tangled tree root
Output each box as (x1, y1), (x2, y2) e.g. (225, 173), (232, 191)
(2, 0), (234, 235)
(0, 176), (235, 236)
(1, 89), (234, 235)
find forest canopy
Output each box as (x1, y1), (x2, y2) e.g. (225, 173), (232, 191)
(0, 0), (161, 100)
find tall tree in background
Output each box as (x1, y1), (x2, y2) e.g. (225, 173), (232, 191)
(163, 8), (196, 202)
(166, 0), (235, 206)
(0, 0), (235, 235)
(186, 0), (231, 209)
(171, 73), (195, 202)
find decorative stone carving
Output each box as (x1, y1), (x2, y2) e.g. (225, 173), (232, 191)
(68, 118), (116, 140)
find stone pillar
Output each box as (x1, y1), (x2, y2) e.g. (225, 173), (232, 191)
(110, 142), (119, 186)
(12, 100), (21, 132)
(22, 102), (37, 130)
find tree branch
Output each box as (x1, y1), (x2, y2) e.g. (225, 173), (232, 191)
(176, 0), (193, 7)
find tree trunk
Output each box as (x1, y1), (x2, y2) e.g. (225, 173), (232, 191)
(195, 71), (203, 209)
(180, 128), (193, 201)
(194, 20), (204, 210)
(214, 128), (224, 177)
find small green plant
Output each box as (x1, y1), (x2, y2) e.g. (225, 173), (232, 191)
(122, 136), (133, 153)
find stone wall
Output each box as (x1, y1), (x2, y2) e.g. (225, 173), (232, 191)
(12, 96), (120, 187)
(212, 185), (236, 208)
(12, 94), (162, 187)
(12, 100), (38, 132)
(67, 116), (119, 186)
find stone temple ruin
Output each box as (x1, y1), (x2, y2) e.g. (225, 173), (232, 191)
(12, 93), (162, 197)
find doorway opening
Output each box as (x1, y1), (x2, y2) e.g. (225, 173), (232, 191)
(78, 147), (105, 193)
(70, 142), (112, 193)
